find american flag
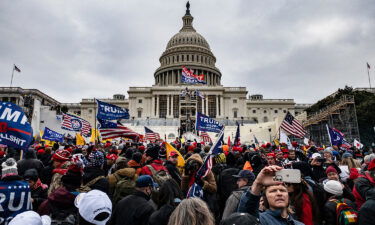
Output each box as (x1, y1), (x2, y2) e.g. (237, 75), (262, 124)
(280, 112), (306, 138)
(196, 155), (213, 179)
(200, 131), (212, 143)
(98, 119), (139, 140)
(144, 127), (160, 142)
(61, 113), (91, 137)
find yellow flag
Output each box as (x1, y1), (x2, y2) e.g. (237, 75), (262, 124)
(90, 128), (100, 143)
(274, 138), (280, 146)
(165, 142), (185, 167)
(76, 133), (85, 146)
(180, 137), (185, 144)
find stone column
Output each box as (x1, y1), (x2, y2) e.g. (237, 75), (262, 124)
(156, 95), (159, 118)
(171, 95), (174, 118)
(220, 96), (224, 118)
(167, 95), (170, 117)
(201, 96), (204, 113)
(216, 95), (219, 118)
(179, 69), (181, 84)
(205, 96), (209, 116)
(151, 96), (155, 117)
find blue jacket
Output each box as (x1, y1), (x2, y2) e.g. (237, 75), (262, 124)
(238, 189), (304, 225)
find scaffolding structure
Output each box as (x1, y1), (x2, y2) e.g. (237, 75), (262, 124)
(179, 90), (198, 135)
(304, 95), (360, 146)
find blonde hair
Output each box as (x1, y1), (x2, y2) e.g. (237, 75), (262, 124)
(167, 198), (214, 225)
(341, 157), (360, 170)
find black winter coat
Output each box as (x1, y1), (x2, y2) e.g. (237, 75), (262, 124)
(110, 191), (155, 225)
(359, 188), (375, 225)
(82, 166), (109, 194)
(323, 197), (356, 225)
(148, 204), (176, 225)
(164, 161), (181, 185)
(17, 158), (44, 176)
(31, 184), (48, 210)
(40, 164), (53, 186)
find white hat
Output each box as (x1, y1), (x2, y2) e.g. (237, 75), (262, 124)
(75, 190), (112, 225)
(311, 153), (321, 159)
(324, 180), (343, 196)
(9, 211), (51, 225)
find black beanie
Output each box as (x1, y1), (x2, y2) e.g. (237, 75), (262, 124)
(146, 145), (160, 160)
(23, 169), (38, 182)
(62, 163), (82, 190)
(132, 152), (143, 164)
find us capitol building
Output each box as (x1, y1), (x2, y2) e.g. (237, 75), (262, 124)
(0, 3), (309, 142)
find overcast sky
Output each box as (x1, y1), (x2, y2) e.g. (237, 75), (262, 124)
(0, 0), (374, 104)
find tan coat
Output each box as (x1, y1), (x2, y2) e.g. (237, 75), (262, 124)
(107, 167), (137, 194)
(181, 153), (217, 194)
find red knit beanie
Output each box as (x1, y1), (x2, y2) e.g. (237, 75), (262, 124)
(326, 166), (338, 175)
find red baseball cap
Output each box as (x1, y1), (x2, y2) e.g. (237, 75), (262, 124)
(169, 151), (179, 158)
(106, 154), (118, 161)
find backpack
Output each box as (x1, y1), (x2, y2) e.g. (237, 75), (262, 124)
(50, 205), (77, 225)
(305, 179), (327, 211)
(112, 173), (136, 203)
(78, 176), (105, 193)
(331, 199), (358, 225)
(146, 164), (171, 186)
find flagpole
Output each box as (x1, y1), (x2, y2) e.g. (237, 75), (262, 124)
(367, 64), (372, 88)
(10, 65), (15, 87)
(94, 98), (97, 145)
(326, 124), (332, 147)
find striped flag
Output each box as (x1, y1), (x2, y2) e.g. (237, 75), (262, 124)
(98, 119), (139, 140)
(200, 131), (212, 143)
(61, 113), (91, 137)
(196, 154), (214, 179)
(280, 112), (306, 138)
(144, 127), (160, 142)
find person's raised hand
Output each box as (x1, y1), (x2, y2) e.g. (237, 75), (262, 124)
(251, 165), (283, 195)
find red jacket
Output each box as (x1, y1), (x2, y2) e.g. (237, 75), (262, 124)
(300, 193), (313, 225)
(141, 159), (168, 176)
(353, 172), (375, 209)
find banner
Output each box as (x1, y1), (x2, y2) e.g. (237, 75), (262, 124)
(0, 102), (33, 150)
(76, 133), (86, 146)
(96, 100), (129, 120)
(165, 142), (185, 167)
(354, 139), (363, 149)
(181, 66), (206, 84)
(280, 129), (293, 150)
(326, 125), (344, 146)
(0, 180), (32, 225)
(195, 112), (224, 133)
(42, 127), (64, 143)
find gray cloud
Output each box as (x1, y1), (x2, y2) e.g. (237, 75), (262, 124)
(0, 0), (374, 104)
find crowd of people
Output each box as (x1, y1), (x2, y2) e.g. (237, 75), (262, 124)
(0, 138), (374, 225)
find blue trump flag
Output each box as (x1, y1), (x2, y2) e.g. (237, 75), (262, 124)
(96, 99), (129, 120)
(0, 102), (33, 150)
(42, 127), (64, 143)
(186, 182), (204, 199)
(0, 180), (32, 224)
(195, 112), (224, 133)
(326, 125), (344, 146)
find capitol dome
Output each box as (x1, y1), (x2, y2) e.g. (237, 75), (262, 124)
(154, 2), (221, 86)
